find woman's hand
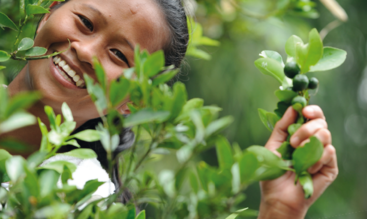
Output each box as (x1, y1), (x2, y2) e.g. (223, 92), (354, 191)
(258, 105), (338, 219)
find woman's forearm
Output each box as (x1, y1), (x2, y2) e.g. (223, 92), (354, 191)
(258, 200), (307, 219)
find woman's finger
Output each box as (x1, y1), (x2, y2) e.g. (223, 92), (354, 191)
(308, 144), (334, 174)
(290, 119), (328, 147)
(310, 145), (338, 199)
(302, 105), (326, 120)
(265, 107), (297, 151)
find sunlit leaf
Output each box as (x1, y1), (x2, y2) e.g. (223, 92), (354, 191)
(215, 136), (234, 170)
(71, 130), (101, 142)
(124, 108), (170, 127)
(18, 37), (34, 51)
(299, 172), (313, 199)
(0, 51), (10, 62)
(0, 111), (36, 133)
(26, 4), (50, 15)
(293, 136), (324, 175)
(143, 50), (164, 77)
(259, 50), (284, 66)
(254, 57), (290, 87)
(296, 28), (323, 73)
(285, 35), (303, 58)
(310, 47), (347, 72)
(25, 47), (47, 56)
(0, 12), (18, 31)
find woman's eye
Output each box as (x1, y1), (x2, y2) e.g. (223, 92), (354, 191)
(112, 49), (129, 66)
(78, 15), (93, 31)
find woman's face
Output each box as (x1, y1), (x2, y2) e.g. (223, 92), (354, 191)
(30, 0), (169, 120)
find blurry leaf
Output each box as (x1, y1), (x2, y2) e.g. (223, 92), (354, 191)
(0, 111), (36, 133)
(225, 208), (249, 219)
(25, 47), (47, 56)
(238, 152), (259, 184)
(168, 82), (187, 120)
(186, 47), (211, 60)
(72, 129), (101, 142)
(18, 37), (34, 51)
(258, 109), (280, 132)
(126, 204), (136, 219)
(259, 50), (284, 66)
(189, 171), (199, 194)
(285, 35), (303, 58)
(136, 210), (146, 219)
(63, 139), (80, 148)
(93, 59), (107, 91)
(0, 138), (30, 152)
(275, 90), (297, 103)
(4, 92), (40, 118)
(23, 164), (40, 197)
(27, 152), (47, 169)
(276, 141), (294, 160)
(40, 160), (77, 175)
(215, 136), (234, 170)
(246, 146), (287, 181)
(231, 163), (240, 194)
(199, 37), (220, 46)
(152, 69), (178, 86)
(0, 149), (12, 174)
(274, 101), (290, 118)
(56, 114), (62, 127)
(45, 105), (57, 130)
(143, 50), (164, 77)
(0, 51), (10, 62)
(0, 66), (5, 70)
(0, 12), (18, 31)
(254, 57), (290, 87)
(175, 167), (187, 191)
(48, 130), (64, 146)
(310, 47), (347, 72)
(182, 98), (204, 113)
(296, 29), (323, 73)
(61, 102), (73, 122)
(124, 108), (170, 127)
(288, 123), (302, 136)
(80, 179), (105, 197)
(84, 74), (107, 113)
(60, 121), (76, 136)
(34, 203), (70, 218)
(293, 136), (324, 175)
(26, 4), (50, 15)
(61, 165), (73, 184)
(60, 148), (97, 159)
(299, 172), (313, 199)
(205, 116), (233, 137)
(191, 110), (205, 143)
(109, 78), (130, 107)
(6, 156), (25, 182)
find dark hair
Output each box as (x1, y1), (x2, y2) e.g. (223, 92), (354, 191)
(53, 0), (189, 203)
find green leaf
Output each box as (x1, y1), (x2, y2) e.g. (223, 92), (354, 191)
(44, 105), (57, 130)
(39, 160), (77, 174)
(285, 35), (303, 58)
(60, 148), (97, 159)
(34, 203), (70, 219)
(258, 109), (280, 132)
(310, 47), (347, 72)
(296, 28), (323, 73)
(143, 50), (164, 77)
(26, 4), (50, 15)
(254, 57), (290, 87)
(93, 59), (107, 92)
(0, 51), (10, 62)
(61, 165), (73, 184)
(61, 102), (73, 122)
(168, 82), (187, 120)
(288, 123), (302, 136)
(27, 152), (47, 169)
(225, 208), (249, 219)
(238, 152), (259, 184)
(0, 12), (18, 31)
(18, 37), (34, 51)
(299, 172), (313, 199)
(246, 146), (287, 181)
(292, 136), (324, 175)
(199, 37), (220, 46)
(109, 78), (130, 107)
(275, 90), (297, 103)
(215, 136), (234, 170)
(274, 101), (290, 118)
(0, 111), (36, 133)
(135, 210), (146, 219)
(4, 92), (40, 118)
(25, 47), (47, 56)
(276, 141), (294, 160)
(0, 149), (12, 174)
(63, 139), (80, 148)
(259, 50), (284, 66)
(6, 156), (25, 182)
(189, 171), (199, 194)
(72, 130), (101, 142)
(205, 116), (233, 137)
(0, 66), (5, 70)
(84, 74), (107, 113)
(152, 69), (178, 86)
(124, 108), (170, 127)
(0, 139), (30, 153)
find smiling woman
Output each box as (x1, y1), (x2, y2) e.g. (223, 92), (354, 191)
(0, 0), (338, 218)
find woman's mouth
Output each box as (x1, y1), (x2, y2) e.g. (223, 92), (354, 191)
(52, 56), (86, 88)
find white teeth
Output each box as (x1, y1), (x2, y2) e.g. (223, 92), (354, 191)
(68, 70), (76, 77)
(53, 56), (85, 88)
(59, 60), (66, 67)
(73, 75), (80, 81)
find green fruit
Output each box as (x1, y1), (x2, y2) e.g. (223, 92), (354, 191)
(291, 96), (307, 112)
(284, 61), (300, 79)
(308, 77), (319, 89)
(292, 74), (309, 91)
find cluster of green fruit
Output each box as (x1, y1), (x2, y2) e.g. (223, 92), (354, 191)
(284, 61), (319, 111)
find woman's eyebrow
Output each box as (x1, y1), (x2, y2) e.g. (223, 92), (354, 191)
(81, 4), (107, 24)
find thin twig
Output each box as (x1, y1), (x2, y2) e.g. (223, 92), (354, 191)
(320, 20), (342, 40)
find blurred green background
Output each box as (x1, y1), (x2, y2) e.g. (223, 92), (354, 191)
(1, 0), (366, 218)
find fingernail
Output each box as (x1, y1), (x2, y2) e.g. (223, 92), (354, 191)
(304, 106), (314, 116)
(291, 136), (299, 146)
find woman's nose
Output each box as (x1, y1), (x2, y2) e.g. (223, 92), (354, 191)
(70, 40), (99, 70)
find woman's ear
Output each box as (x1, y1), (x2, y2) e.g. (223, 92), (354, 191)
(117, 103), (131, 115)
(36, 2), (59, 34)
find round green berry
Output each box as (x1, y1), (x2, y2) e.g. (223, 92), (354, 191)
(284, 61), (300, 79)
(308, 77), (319, 89)
(292, 74), (309, 92)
